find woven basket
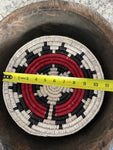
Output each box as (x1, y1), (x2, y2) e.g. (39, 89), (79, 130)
(3, 36), (104, 137)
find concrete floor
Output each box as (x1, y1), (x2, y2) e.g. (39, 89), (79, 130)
(0, 0), (113, 29)
(0, 0), (113, 150)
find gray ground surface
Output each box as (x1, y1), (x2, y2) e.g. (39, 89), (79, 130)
(0, 0), (113, 28)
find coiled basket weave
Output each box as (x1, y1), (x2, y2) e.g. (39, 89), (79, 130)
(3, 36), (104, 137)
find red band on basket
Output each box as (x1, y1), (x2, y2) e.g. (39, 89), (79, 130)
(21, 54), (85, 118)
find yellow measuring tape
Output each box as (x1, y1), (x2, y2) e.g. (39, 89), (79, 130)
(3, 72), (113, 92)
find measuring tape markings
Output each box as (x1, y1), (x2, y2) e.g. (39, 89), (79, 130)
(3, 72), (113, 91)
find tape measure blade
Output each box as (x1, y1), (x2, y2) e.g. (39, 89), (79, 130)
(2, 72), (113, 92)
